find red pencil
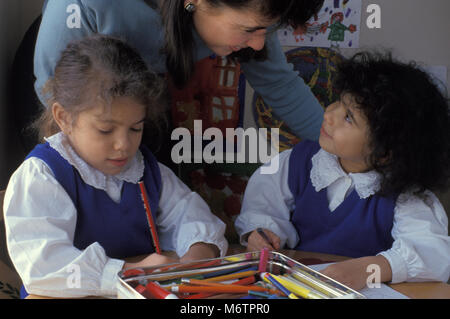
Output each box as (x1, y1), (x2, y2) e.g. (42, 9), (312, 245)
(172, 284), (277, 294)
(138, 181), (161, 254)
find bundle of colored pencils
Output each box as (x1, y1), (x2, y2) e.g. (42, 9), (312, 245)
(130, 248), (329, 299)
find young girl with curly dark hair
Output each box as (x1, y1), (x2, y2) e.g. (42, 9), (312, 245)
(235, 52), (450, 290)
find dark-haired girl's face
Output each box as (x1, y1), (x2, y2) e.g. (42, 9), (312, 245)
(190, 0), (277, 56)
(319, 94), (371, 173)
(64, 97), (147, 176)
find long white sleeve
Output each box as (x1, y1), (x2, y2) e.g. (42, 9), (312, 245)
(234, 150), (299, 248)
(156, 163), (228, 258)
(3, 158), (124, 298)
(378, 191), (450, 283)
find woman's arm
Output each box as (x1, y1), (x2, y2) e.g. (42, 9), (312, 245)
(34, 0), (93, 104)
(35, 0), (164, 105)
(241, 31), (324, 141)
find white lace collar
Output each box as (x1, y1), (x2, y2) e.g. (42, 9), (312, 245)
(310, 148), (381, 199)
(45, 132), (145, 192)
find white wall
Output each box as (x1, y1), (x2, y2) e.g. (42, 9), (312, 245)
(0, 0), (44, 188)
(342, 0), (450, 92)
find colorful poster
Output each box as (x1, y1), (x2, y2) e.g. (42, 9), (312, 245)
(277, 0), (362, 48)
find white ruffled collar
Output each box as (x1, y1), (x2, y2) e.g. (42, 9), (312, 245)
(45, 132), (145, 192)
(310, 148), (381, 199)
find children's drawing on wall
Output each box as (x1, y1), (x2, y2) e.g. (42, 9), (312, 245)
(277, 0), (362, 49)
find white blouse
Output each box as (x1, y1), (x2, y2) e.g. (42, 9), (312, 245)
(3, 133), (228, 297)
(235, 148), (450, 284)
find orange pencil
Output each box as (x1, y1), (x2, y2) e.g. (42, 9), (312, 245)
(182, 275), (256, 287)
(138, 181), (161, 254)
(202, 270), (258, 282)
(182, 275), (256, 299)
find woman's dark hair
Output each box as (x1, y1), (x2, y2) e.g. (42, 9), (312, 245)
(160, 0), (324, 88)
(333, 51), (450, 196)
(35, 34), (168, 142)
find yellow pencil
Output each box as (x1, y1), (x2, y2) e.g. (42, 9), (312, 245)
(272, 274), (323, 299)
(260, 272), (297, 299)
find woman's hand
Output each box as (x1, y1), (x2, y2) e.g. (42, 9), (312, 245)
(319, 255), (393, 291)
(246, 228), (281, 252)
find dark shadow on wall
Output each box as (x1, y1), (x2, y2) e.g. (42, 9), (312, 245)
(2, 15), (42, 189)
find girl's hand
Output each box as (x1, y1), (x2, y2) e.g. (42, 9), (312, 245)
(180, 242), (220, 263)
(319, 255), (392, 291)
(247, 228), (281, 252)
(123, 253), (178, 270)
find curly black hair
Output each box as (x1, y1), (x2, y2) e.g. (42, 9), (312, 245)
(333, 51), (450, 196)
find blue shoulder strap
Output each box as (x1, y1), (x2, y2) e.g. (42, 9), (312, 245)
(287, 140), (321, 199)
(26, 142), (78, 200)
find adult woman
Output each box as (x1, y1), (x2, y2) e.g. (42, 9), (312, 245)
(34, 0), (324, 146)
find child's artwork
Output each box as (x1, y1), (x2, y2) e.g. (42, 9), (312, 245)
(277, 0), (362, 48)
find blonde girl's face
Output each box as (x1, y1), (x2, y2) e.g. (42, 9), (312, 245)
(190, 0), (277, 56)
(319, 94), (372, 173)
(62, 97), (147, 176)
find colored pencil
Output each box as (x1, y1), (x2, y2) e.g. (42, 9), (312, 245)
(272, 274), (324, 299)
(202, 270), (259, 282)
(290, 270), (346, 298)
(138, 181), (161, 254)
(182, 275), (257, 299)
(171, 284), (278, 295)
(181, 278), (238, 288)
(261, 272), (299, 299)
(146, 281), (179, 299)
(257, 228), (274, 247)
(258, 247), (269, 273)
(248, 290), (287, 299)
(202, 265), (256, 279)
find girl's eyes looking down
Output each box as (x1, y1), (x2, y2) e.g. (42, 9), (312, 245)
(97, 125), (144, 135)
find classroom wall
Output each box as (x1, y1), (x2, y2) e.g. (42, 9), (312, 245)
(0, 0), (45, 189)
(341, 0), (450, 91)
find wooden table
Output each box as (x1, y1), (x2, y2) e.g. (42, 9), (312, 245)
(27, 245), (450, 299)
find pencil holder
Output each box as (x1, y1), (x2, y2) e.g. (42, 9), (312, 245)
(117, 251), (366, 299)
